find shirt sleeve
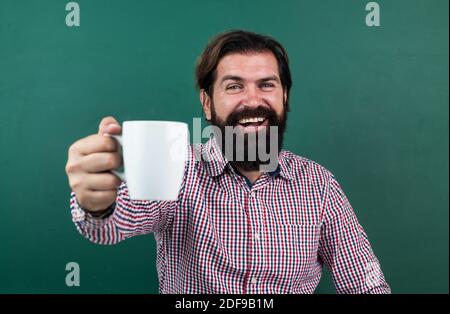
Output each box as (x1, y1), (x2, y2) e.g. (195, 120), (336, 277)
(70, 182), (177, 245)
(318, 174), (391, 294)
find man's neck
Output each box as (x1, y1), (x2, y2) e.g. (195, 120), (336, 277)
(234, 166), (262, 185)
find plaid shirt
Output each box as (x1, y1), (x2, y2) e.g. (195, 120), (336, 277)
(70, 137), (391, 294)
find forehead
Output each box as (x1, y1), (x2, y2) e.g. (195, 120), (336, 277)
(215, 51), (280, 81)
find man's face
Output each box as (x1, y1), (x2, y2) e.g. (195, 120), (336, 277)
(201, 51), (288, 171)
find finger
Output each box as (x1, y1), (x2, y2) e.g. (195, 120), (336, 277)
(71, 134), (118, 156)
(79, 152), (122, 173)
(98, 116), (121, 135)
(84, 173), (123, 191)
(102, 123), (122, 136)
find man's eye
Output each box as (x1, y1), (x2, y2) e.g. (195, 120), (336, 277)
(261, 83), (275, 88)
(226, 85), (241, 90)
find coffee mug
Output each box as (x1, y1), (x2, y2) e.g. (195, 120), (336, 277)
(106, 121), (189, 201)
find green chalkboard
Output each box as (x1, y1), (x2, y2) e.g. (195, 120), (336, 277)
(0, 0), (448, 293)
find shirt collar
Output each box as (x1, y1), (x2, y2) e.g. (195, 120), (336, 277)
(202, 136), (293, 181)
(201, 136), (228, 177)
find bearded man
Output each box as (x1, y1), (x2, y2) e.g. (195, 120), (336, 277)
(65, 30), (391, 294)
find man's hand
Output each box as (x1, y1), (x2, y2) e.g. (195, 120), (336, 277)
(65, 116), (123, 212)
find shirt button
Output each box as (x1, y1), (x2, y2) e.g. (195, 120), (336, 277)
(251, 277), (257, 285)
(250, 191), (255, 198)
(254, 233), (260, 241)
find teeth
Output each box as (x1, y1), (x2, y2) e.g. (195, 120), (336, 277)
(238, 117), (265, 124)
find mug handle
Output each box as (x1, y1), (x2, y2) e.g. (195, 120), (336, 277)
(104, 133), (126, 182)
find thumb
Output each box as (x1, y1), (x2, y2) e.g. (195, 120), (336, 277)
(98, 116), (121, 135)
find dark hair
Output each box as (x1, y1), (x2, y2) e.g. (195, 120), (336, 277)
(195, 29), (292, 108)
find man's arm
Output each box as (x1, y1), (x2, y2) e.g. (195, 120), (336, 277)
(318, 174), (391, 294)
(70, 182), (177, 245)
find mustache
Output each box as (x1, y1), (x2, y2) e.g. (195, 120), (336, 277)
(225, 106), (278, 126)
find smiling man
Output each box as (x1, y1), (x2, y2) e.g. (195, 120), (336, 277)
(66, 30), (391, 294)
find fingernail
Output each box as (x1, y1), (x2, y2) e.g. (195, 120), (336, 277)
(106, 124), (116, 131)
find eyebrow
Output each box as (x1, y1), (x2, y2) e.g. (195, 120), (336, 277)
(220, 75), (280, 84)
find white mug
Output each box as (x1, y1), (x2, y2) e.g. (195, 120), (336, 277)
(107, 121), (189, 201)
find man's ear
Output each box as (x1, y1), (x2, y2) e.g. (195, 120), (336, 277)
(283, 90), (288, 106)
(200, 89), (212, 121)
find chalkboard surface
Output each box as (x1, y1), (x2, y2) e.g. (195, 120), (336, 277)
(0, 0), (448, 293)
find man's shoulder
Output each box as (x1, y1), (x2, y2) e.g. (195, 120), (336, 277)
(279, 150), (334, 184)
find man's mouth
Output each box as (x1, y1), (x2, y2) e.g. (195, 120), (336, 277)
(236, 116), (268, 131)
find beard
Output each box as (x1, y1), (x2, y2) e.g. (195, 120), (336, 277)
(209, 102), (287, 172)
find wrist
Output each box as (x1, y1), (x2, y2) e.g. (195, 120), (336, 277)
(81, 203), (115, 219)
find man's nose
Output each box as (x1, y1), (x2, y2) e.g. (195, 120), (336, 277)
(242, 85), (262, 108)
